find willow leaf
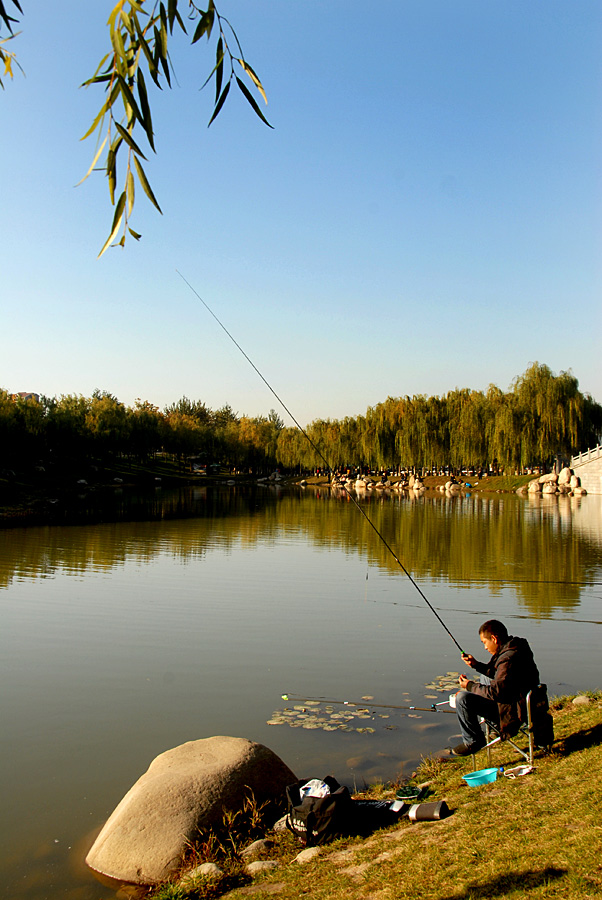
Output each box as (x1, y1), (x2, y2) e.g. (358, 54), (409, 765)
(207, 80), (231, 126)
(116, 74), (144, 127)
(126, 168), (135, 217)
(134, 18), (159, 83)
(128, 227), (142, 241)
(107, 2), (120, 30)
(214, 37), (223, 104)
(235, 76), (273, 128)
(159, 51), (171, 87)
(113, 22), (127, 62)
(107, 148), (117, 205)
(167, 0), (177, 32)
(80, 83), (120, 141)
(159, 17), (168, 58)
(114, 120), (148, 159)
(86, 73), (113, 84)
(239, 59), (267, 105)
(133, 155), (162, 213)
(137, 68), (155, 150)
(83, 52), (111, 83)
(192, 9), (214, 44)
(97, 190), (126, 258)
(75, 135), (108, 186)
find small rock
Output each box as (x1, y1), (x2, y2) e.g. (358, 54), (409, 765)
(572, 695), (591, 706)
(272, 815), (288, 833)
(245, 860), (279, 875)
(241, 839), (275, 859)
(294, 847), (321, 864)
(180, 861), (224, 883)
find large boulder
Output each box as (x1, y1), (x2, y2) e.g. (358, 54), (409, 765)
(527, 480), (542, 493)
(539, 473), (558, 484)
(86, 737), (296, 887)
(558, 467), (572, 485)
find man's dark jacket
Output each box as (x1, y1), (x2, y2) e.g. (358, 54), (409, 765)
(465, 636), (540, 736)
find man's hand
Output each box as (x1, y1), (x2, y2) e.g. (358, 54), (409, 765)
(461, 653), (477, 668)
(458, 674), (470, 690)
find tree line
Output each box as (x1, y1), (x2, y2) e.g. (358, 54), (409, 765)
(1, 364), (601, 475)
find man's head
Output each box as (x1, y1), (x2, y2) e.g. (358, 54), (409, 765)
(479, 619), (508, 655)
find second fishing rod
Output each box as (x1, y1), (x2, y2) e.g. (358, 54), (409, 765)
(281, 692), (456, 715)
(177, 271), (465, 656)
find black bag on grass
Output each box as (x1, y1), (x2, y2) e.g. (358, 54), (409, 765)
(285, 776), (353, 846)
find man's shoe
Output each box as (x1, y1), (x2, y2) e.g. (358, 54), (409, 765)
(451, 741), (485, 757)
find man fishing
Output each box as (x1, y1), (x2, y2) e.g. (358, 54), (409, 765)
(450, 619), (541, 756)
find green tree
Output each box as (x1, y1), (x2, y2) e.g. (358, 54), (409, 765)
(163, 410), (204, 460)
(128, 399), (165, 460)
(86, 390), (130, 456)
(164, 396), (212, 426)
(45, 394), (92, 460)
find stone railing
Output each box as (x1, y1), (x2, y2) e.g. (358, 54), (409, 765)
(571, 444), (602, 467)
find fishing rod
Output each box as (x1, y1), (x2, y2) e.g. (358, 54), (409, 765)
(176, 270), (465, 655)
(281, 692), (456, 715)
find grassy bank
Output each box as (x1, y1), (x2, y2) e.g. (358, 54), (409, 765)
(152, 694), (602, 900)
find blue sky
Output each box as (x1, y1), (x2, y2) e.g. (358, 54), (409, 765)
(2, 1), (600, 427)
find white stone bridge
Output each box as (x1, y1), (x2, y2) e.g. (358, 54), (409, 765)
(571, 444), (602, 494)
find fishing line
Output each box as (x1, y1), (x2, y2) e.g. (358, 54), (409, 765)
(280, 692), (455, 715)
(364, 598), (602, 627)
(177, 270), (465, 653)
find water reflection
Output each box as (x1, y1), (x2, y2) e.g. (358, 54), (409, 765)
(2, 487), (600, 619)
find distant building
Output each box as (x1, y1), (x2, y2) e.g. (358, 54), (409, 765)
(11, 392), (40, 403)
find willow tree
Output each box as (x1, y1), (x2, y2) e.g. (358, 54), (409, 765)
(392, 394), (448, 470)
(446, 388), (488, 470)
(484, 384), (520, 471)
(510, 363), (590, 466)
(276, 426), (310, 471)
(1, 1), (269, 256)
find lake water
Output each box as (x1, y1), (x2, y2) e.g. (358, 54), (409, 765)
(1, 484), (601, 899)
